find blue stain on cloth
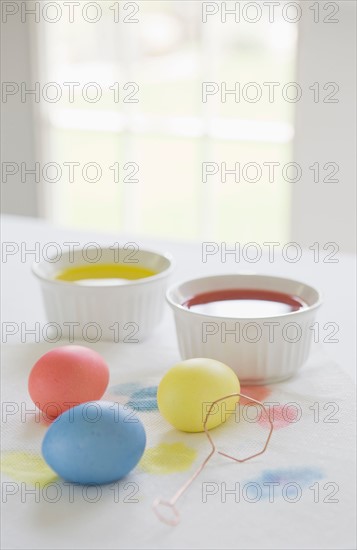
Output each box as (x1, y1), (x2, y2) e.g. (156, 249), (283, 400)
(243, 467), (324, 501)
(110, 383), (158, 412)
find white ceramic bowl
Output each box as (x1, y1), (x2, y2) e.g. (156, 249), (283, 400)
(33, 247), (173, 342)
(166, 274), (321, 384)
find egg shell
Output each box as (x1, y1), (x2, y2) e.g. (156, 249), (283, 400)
(42, 401), (146, 484)
(28, 346), (109, 419)
(157, 358), (240, 432)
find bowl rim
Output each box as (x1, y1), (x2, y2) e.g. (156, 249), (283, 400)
(32, 247), (174, 288)
(166, 273), (322, 321)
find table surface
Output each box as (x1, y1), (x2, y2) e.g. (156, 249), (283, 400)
(1, 215), (356, 550)
(1, 215), (356, 381)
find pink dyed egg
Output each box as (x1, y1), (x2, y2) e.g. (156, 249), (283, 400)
(28, 346), (109, 420)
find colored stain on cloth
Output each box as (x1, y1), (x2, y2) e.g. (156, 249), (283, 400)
(258, 404), (299, 429)
(246, 467), (324, 500)
(1, 451), (58, 486)
(110, 382), (158, 412)
(260, 466), (323, 485)
(127, 399), (158, 412)
(127, 386), (158, 412)
(140, 442), (197, 474)
(110, 382), (143, 395)
(240, 386), (271, 406)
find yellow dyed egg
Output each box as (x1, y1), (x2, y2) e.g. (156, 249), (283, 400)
(157, 358), (240, 433)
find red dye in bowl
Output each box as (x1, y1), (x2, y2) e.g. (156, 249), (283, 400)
(183, 289), (307, 318)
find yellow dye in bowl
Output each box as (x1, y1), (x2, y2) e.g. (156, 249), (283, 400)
(55, 264), (157, 285)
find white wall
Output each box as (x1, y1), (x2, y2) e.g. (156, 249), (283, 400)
(1, 14), (38, 216)
(292, 0), (356, 253)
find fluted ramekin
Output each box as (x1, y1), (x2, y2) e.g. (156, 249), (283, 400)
(166, 274), (321, 385)
(33, 247), (173, 342)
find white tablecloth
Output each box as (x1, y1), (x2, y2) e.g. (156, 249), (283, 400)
(1, 215), (356, 549)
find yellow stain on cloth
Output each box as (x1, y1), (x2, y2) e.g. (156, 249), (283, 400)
(1, 451), (58, 486)
(139, 442), (197, 475)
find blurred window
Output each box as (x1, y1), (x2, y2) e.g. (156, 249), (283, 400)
(38, 0), (297, 242)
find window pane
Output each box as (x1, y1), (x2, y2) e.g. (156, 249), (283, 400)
(210, 140), (292, 243)
(38, 0), (297, 243)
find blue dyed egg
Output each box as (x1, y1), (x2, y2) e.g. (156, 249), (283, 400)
(42, 401), (146, 484)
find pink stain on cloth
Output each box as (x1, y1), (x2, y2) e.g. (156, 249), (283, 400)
(258, 404), (300, 430)
(240, 385), (271, 406)
(240, 386), (299, 430)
